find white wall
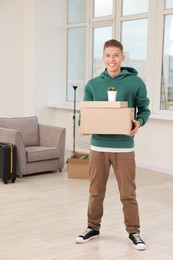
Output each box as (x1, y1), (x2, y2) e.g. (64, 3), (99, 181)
(23, 0), (36, 115)
(0, 0), (66, 123)
(35, 0), (66, 123)
(0, 0), (25, 116)
(0, 0), (173, 175)
(135, 118), (173, 175)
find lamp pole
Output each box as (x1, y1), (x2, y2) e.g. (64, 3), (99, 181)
(72, 86), (78, 154)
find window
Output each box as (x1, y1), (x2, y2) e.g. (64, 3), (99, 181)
(121, 0), (148, 84)
(93, 0), (113, 17)
(93, 26), (112, 77)
(67, 0), (86, 23)
(66, 0), (173, 118)
(121, 19), (148, 82)
(66, 0), (114, 102)
(165, 0), (173, 9)
(122, 0), (148, 16)
(67, 27), (86, 101)
(161, 14), (173, 110)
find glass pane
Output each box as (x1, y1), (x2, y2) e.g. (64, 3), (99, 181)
(94, 0), (113, 17)
(165, 0), (173, 9)
(67, 27), (86, 101)
(93, 26), (112, 77)
(121, 19), (148, 82)
(122, 0), (148, 16)
(160, 15), (173, 110)
(67, 0), (86, 23)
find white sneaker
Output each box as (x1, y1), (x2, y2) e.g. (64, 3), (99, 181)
(75, 227), (100, 244)
(129, 233), (146, 250)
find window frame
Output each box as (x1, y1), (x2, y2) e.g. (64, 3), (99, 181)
(90, 0), (115, 23)
(65, 0), (173, 120)
(152, 1), (173, 118)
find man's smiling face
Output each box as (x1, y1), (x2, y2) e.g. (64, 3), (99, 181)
(103, 46), (125, 77)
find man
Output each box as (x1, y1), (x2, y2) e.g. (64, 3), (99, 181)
(75, 39), (150, 251)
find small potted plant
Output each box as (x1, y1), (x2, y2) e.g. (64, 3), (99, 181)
(107, 86), (117, 101)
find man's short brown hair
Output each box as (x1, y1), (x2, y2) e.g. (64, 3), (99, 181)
(103, 39), (123, 52)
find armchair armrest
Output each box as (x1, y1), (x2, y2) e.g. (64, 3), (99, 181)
(39, 124), (66, 147)
(39, 124), (66, 169)
(0, 127), (27, 177)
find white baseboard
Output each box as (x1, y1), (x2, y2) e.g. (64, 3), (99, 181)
(136, 162), (173, 176)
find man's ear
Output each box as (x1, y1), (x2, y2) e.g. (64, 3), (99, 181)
(122, 54), (125, 62)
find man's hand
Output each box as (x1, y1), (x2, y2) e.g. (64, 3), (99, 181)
(128, 119), (140, 136)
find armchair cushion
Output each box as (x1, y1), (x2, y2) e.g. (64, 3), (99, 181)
(25, 146), (60, 162)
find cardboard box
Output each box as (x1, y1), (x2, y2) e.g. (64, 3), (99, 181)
(67, 152), (89, 179)
(80, 101), (134, 135)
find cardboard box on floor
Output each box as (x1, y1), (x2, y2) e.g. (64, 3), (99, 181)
(67, 152), (89, 179)
(80, 101), (134, 135)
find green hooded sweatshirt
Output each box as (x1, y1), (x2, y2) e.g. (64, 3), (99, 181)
(79, 67), (150, 149)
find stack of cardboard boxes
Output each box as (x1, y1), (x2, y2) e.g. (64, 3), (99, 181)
(68, 101), (134, 179)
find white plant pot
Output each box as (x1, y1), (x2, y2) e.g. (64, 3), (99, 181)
(107, 91), (117, 101)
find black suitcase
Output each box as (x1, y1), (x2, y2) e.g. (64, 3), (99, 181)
(0, 143), (17, 184)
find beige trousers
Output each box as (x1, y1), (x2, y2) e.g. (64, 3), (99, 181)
(87, 149), (140, 234)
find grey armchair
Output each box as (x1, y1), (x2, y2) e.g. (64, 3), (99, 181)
(0, 116), (66, 177)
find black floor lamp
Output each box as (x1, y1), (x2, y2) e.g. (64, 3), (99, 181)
(72, 85), (78, 154)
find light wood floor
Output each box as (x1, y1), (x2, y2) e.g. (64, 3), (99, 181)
(0, 163), (173, 260)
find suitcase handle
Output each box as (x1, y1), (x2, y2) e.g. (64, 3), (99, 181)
(9, 144), (13, 175)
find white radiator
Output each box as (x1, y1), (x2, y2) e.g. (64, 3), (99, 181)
(69, 113), (90, 153)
